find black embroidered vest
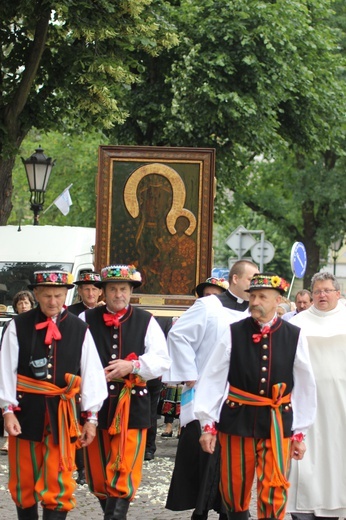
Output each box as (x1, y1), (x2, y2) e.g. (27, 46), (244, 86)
(14, 307), (87, 443)
(84, 305), (152, 430)
(218, 317), (300, 438)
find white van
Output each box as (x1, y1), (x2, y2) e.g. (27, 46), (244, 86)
(0, 225), (95, 326)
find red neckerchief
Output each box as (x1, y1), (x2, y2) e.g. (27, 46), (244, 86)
(35, 317), (62, 345)
(252, 316), (277, 343)
(103, 308), (127, 328)
(252, 325), (271, 343)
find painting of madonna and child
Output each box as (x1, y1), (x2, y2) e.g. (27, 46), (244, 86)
(95, 146), (215, 301)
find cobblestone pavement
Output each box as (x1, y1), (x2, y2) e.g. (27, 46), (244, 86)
(0, 420), (211, 519)
(0, 419), (288, 520)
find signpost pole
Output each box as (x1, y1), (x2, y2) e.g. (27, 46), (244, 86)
(287, 274), (296, 300)
(259, 231), (265, 272)
(238, 233), (243, 260)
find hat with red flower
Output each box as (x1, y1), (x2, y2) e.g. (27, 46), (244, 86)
(74, 271), (102, 285)
(95, 265), (142, 288)
(195, 277), (229, 297)
(28, 270), (75, 290)
(246, 273), (290, 295)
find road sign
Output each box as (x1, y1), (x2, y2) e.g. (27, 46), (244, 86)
(290, 242), (307, 278)
(212, 267), (230, 279)
(226, 225), (257, 257)
(251, 240), (275, 264)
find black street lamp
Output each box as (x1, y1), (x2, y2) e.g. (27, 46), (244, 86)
(21, 146), (55, 225)
(330, 237), (344, 276)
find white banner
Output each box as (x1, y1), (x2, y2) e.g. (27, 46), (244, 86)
(53, 186), (73, 216)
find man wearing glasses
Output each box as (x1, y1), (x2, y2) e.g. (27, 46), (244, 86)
(288, 272), (346, 520)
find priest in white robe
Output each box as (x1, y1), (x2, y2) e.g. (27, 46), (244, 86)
(288, 271), (346, 520)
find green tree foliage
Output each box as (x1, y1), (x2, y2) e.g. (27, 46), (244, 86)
(108, 0), (346, 281)
(0, 0), (178, 223)
(5, 0), (346, 286)
(9, 129), (106, 227)
(111, 0), (345, 154)
(228, 151), (346, 284)
(213, 199), (294, 282)
(214, 149), (346, 284)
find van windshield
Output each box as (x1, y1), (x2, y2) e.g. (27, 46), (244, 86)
(0, 262), (73, 308)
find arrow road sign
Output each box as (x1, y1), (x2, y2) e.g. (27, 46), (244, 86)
(226, 225), (257, 257)
(290, 242), (307, 278)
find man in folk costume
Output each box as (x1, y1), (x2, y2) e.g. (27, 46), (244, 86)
(195, 273), (317, 520)
(0, 270), (107, 520)
(164, 263), (258, 520)
(80, 264), (171, 520)
(68, 271), (104, 316)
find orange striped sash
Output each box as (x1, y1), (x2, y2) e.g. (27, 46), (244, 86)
(108, 375), (146, 472)
(227, 383), (291, 489)
(17, 373), (81, 471)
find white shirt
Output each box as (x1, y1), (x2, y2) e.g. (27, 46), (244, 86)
(0, 317), (108, 412)
(163, 295), (247, 425)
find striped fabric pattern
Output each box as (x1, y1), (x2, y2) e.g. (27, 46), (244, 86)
(228, 382), (291, 489)
(218, 433), (291, 519)
(85, 427), (147, 501)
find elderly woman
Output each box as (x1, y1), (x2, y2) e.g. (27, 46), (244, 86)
(12, 290), (35, 314)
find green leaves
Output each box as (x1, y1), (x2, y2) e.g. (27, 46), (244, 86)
(0, 0), (179, 149)
(9, 129), (104, 227)
(3, 0), (346, 284)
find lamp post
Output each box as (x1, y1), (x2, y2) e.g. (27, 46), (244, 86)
(21, 146), (55, 225)
(330, 237), (344, 276)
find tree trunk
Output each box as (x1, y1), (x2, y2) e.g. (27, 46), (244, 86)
(0, 9), (51, 225)
(303, 236), (320, 289)
(301, 202), (320, 288)
(0, 156), (16, 225)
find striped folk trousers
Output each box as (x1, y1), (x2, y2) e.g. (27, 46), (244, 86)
(218, 433), (291, 520)
(8, 427), (76, 511)
(84, 427), (147, 501)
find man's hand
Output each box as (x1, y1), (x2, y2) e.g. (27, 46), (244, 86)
(104, 360), (133, 382)
(291, 440), (306, 460)
(80, 422), (97, 447)
(4, 413), (22, 436)
(199, 432), (217, 454)
(185, 381), (196, 388)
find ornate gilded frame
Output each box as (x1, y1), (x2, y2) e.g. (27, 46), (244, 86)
(96, 145), (215, 307)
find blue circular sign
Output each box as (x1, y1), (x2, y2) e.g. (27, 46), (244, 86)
(290, 242), (307, 278)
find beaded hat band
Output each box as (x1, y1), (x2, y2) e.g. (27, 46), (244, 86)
(95, 265), (142, 288)
(195, 277), (229, 297)
(74, 272), (102, 285)
(28, 270), (75, 290)
(246, 273), (290, 295)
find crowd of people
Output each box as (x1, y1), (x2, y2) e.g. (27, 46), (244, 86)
(0, 261), (344, 520)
